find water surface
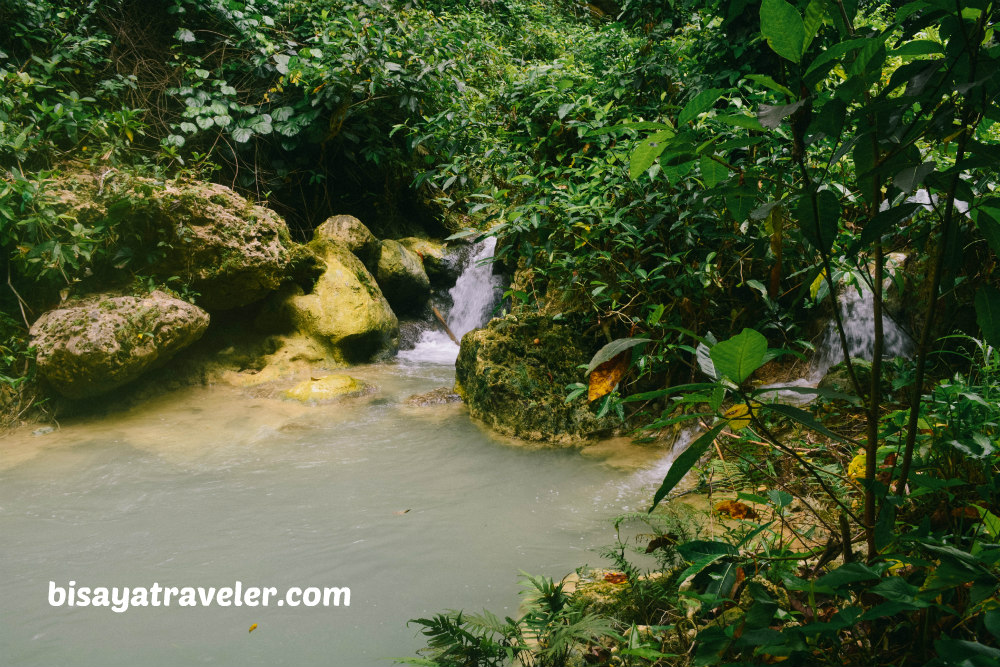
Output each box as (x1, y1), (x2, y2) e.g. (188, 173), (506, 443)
(1, 361), (669, 667)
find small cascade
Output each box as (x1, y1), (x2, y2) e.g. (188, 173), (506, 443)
(756, 282), (915, 404)
(398, 237), (504, 364)
(809, 283), (914, 380)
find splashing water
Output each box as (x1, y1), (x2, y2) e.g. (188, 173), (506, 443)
(810, 282), (914, 380)
(399, 237), (504, 364)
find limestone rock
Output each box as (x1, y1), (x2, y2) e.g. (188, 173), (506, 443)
(285, 243), (399, 363)
(405, 387), (462, 406)
(455, 314), (620, 444)
(282, 374), (372, 402)
(376, 239), (431, 314)
(398, 237), (458, 285)
(314, 215), (380, 271)
(49, 171), (293, 311)
(29, 291), (209, 399)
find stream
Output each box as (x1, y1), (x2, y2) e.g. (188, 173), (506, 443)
(0, 241), (913, 666)
(0, 241), (670, 667)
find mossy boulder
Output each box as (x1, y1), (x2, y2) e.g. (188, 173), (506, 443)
(29, 291), (209, 399)
(818, 358), (873, 395)
(455, 314), (620, 444)
(398, 237), (458, 285)
(283, 242), (399, 363)
(50, 170), (293, 311)
(376, 239), (431, 314)
(282, 374), (372, 402)
(314, 215), (380, 271)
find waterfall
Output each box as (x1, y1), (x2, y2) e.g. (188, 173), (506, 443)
(756, 281), (914, 404)
(398, 237), (504, 364)
(809, 283), (914, 380)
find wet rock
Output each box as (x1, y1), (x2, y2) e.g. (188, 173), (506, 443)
(398, 237), (459, 285)
(314, 215), (380, 271)
(817, 358), (872, 395)
(455, 314), (620, 444)
(376, 239), (431, 315)
(405, 387), (462, 406)
(282, 374), (372, 402)
(30, 291), (209, 399)
(283, 242), (398, 363)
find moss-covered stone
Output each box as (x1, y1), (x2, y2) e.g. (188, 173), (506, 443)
(398, 236), (458, 285)
(455, 314), (620, 444)
(313, 214), (381, 271)
(49, 170), (293, 311)
(283, 242), (399, 363)
(29, 291), (209, 398)
(376, 239), (431, 314)
(282, 374), (372, 402)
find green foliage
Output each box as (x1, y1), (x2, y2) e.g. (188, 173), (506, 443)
(405, 572), (613, 667)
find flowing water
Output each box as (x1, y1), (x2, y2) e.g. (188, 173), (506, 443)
(759, 281), (914, 404)
(399, 237), (505, 365)
(0, 240), (670, 667)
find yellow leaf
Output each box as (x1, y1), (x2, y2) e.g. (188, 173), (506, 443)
(723, 402), (754, 431)
(588, 351), (628, 402)
(249, 623), (258, 633)
(809, 268), (827, 300)
(847, 453), (866, 480)
(125, 128), (133, 142)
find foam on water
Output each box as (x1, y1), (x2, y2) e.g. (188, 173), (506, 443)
(399, 237), (504, 365)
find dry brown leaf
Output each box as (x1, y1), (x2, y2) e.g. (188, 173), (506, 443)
(603, 572), (628, 584)
(714, 500), (759, 520)
(588, 351), (628, 402)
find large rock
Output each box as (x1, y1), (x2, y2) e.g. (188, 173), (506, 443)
(455, 314), (620, 444)
(398, 237), (459, 285)
(284, 242), (399, 363)
(50, 171), (293, 311)
(376, 239), (431, 314)
(314, 215), (380, 271)
(29, 291), (209, 399)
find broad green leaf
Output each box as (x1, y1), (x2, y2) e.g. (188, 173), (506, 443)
(700, 154), (729, 188)
(650, 422), (727, 511)
(629, 130), (674, 180)
(272, 106), (294, 122)
(678, 88), (727, 125)
(802, 0), (828, 51)
(586, 337), (652, 375)
(893, 161), (936, 194)
(710, 328), (768, 384)
(890, 40), (944, 58)
(231, 126), (253, 143)
(760, 0), (806, 63)
(795, 189), (840, 255)
(813, 562), (880, 590)
(744, 74), (795, 98)
(859, 203), (922, 246)
(727, 190), (757, 222)
(714, 114), (765, 131)
(974, 206), (1000, 255)
(976, 286), (1000, 349)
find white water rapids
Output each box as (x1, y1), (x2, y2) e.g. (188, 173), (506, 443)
(399, 237), (505, 365)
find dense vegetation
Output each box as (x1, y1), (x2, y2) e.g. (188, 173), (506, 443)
(2, 0), (1000, 664)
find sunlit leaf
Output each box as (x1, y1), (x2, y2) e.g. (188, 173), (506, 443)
(588, 351), (628, 402)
